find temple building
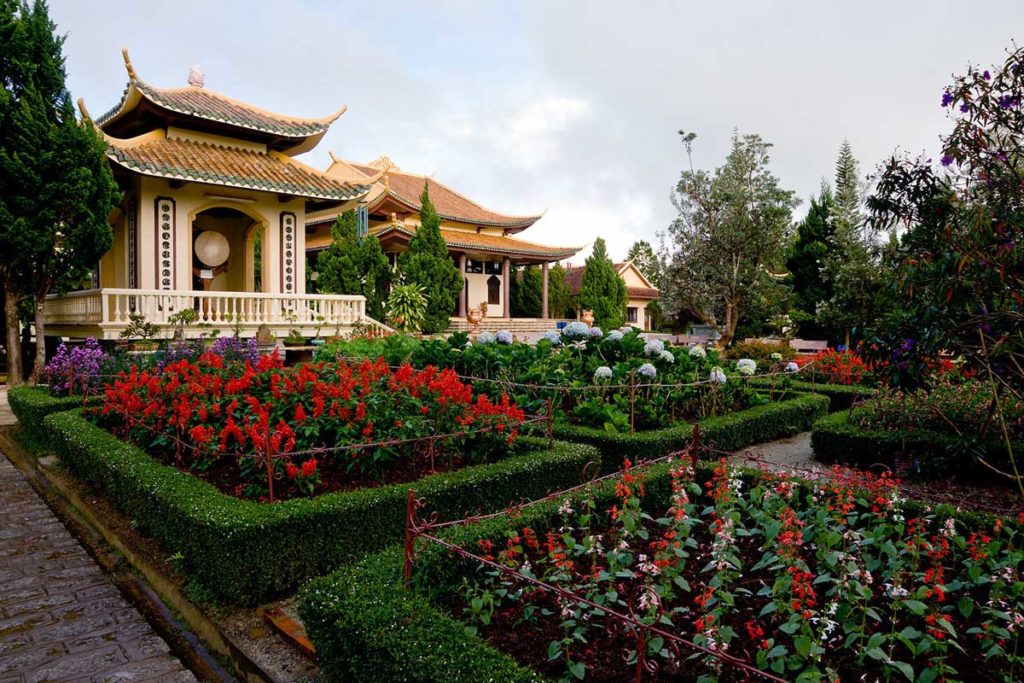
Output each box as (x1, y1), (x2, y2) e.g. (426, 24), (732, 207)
(564, 261), (660, 330)
(305, 156), (582, 329)
(45, 50), (384, 339)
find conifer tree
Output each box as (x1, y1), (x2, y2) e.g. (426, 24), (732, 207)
(786, 183), (836, 339)
(316, 209), (391, 322)
(579, 238), (627, 330)
(399, 182), (461, 333)
(510, 265), (543, 318)
(546, 262), (574, 319)
(0, 1), (119, 383)
(625, 240), (663, 289)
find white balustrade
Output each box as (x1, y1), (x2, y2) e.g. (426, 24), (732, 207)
(44, 288), (384, 337)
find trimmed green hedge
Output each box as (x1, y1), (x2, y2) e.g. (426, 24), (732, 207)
(7, 386), (100, 446)
(550, 392), (829, 472)
(302, 455), (1012, 682)
(42, 409), (599, 605)
(746, 377), (874, 411)
(811, 408), (1021, 477)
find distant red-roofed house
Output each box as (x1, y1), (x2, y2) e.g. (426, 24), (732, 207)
(564, 261), (661, 330)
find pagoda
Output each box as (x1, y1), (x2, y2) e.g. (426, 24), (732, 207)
(46, 50), (382, 340)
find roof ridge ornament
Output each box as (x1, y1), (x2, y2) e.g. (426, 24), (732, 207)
(368, 154), (399, 172)
(188, 64), (205, 88)
(121, 47), (138, 80)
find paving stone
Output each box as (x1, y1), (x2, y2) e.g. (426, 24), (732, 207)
(0, 448), (194, 682)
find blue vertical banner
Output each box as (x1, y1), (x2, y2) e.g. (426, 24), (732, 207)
(357, 203), (369, 240)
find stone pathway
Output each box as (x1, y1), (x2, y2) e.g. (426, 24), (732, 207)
(0, 390), (196, 683)
(731, 431), (818, 471)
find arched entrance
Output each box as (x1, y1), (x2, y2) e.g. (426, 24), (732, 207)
(189, 205), (268, 292)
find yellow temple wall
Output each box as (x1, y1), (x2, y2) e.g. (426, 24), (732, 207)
(134, 177), (306, 294)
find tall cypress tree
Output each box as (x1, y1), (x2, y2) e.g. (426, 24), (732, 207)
(786, 183), (836, 339)
(399, 182), (461, 333)
(510, 265), (542, 318)
(0, 1), (118, 383)
(579, 238), (627, 330)
(546, 262), (574, 319)
(317, 209), (391, 322)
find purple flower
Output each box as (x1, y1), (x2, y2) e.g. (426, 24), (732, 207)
(43, 338), (109, 395)
(959, 102), (970, 113)
(940, 155), (954, 167)
(998, 94), (1020, 109)
(983, 70), (991, 81)
(941, 90), (954, 107)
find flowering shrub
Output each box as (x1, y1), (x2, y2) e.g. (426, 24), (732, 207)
(853, 379), (1024, 443)
(805, 349), (874, 385)
(95, 352), (525, 500)
(460, 458), (1024, 680)
(44, 338), (109, 395)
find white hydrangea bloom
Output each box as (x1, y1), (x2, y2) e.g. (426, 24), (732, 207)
(709, 366), (727, 384)
(476, 331), (496, 344)
(593, 366), (613, 381)
(643, 339), (665, 357)
(736, 358), (757, 376)
(659, 350), (675, 364)
(770, 352), (783, 361)
(638, 363), (657, 378)
(607, 330), (623, 342)
(496, 330), (513, 344)
(689, 344), (707, 359)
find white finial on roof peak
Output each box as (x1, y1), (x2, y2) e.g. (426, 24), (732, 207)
(188, 64), (205, 88)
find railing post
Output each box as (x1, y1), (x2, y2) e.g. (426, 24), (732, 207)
(403, 488), (417, 590)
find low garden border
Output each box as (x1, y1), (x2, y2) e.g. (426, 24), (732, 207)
(300, 445), (1008, 682)
(811, 407), (1022, 476)
(745, 377), (874, 411)
(41, 409), (600, 605)
(8, 385), (101, 446)
(549, 392), (828, 471)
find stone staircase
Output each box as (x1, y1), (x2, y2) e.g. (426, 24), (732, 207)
(448, 317), (569, 335)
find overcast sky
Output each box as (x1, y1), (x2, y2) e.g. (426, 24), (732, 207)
(51, 0), (1022, 262)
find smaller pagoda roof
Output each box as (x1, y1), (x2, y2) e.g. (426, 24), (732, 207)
(95, 50), (345, 154)
(103, 130), (371, 202)
(308, 155), (543, 231)
(307, 223), (580, 261)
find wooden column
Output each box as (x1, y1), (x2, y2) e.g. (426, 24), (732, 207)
(458, 253), (467, 318)
(541, 261), (549, 319)
(502, 257), (510, 318)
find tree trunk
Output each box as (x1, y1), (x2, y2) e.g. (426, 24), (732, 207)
(4, 276), (23, 386)
(30, 289), (48, 384)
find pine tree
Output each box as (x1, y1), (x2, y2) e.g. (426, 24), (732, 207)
(579, 238), (627, 330)
(316, 210), (363, 295)
(785, 183), (836, 339)
(0, 1), (119, 383)
(399, 182), (461, 334)
(316, 210), (391, 322)
(625, 240), (663, 289)
(546, 263), (574, 319)
(833, 140), (862, 236)
(510, 265), (543, 318)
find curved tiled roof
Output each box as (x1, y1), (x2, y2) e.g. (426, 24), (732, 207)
(97, 80), (345, 139)
(104, 131), (370, 202)
(564, 263), (660, 300)
(307, 223), (579, 260)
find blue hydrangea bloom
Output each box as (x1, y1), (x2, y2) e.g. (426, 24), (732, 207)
(593, 366), (613, 381)
(607, 330), (623, 342)
(638, 363), (657, 378)
(589, 326), (603, 338)
(659, 350), (675, 364)
(643, 339), (665, 357)
(496, 330), (514, 345)
(476, 331), (496, 344)
(710, 367), (727, 384)
(543, 329), (562, 345)
(562, 321), (590, 339)
(785, 361), (799, 373)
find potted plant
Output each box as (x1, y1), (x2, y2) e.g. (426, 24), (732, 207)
(281, 309), (306, 347)
(119, 313), (160, 351)
(386, 283), (427, 333)
(167, 308), (199, 340)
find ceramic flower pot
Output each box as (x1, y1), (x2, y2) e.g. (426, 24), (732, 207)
(467, 307), (483, 332)
(581, 310), (595, 327)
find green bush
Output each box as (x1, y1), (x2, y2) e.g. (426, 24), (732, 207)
(303, 456), (1009, 682)
(746, 376), (874, 411)
(549, 393), (828, 472)
(7, 386), (99, 446)
(811, 407), (1022, 477)
(42, 409), (598, 605)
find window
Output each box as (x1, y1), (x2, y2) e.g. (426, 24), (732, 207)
(484, 260), (503, 275)
(627, 307), (638, 323)
(465, 259), (484, 274)
(487, 275), (501, 305)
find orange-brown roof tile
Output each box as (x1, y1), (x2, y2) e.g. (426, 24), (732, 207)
(105, 131), (369, 201)
(97, 80), (343, 139)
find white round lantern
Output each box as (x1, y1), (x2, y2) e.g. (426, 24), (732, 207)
(194, 230), (229, 267)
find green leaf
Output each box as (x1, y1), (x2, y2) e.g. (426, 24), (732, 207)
(569, 662), (587, 680)
(902, 599), (927, 615)
(888, 660), (914, 681)
(794, 635), (812, 658)
(866, 647), (887, 661)
(957, 597), (975, 618)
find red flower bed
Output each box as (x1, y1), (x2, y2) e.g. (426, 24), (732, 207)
(803, 349), (873, 385)
(96, 351), (526, 500)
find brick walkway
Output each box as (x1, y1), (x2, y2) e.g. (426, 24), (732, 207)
(0, 390), (197, 683)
